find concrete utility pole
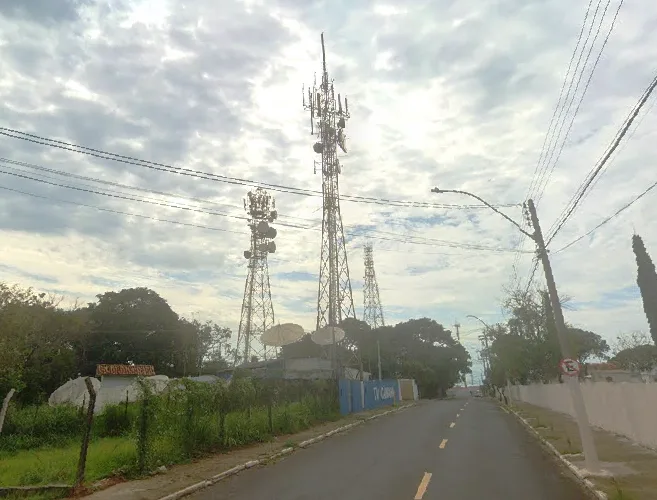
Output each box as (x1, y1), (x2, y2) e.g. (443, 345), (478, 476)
(431, 187), (601, 473)
(526, 199), (600, 472)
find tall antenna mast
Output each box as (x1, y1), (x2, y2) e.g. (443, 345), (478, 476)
(363, 243), (385, 329)
(303, 33), (355, 331)
(234, 187), (278, 366)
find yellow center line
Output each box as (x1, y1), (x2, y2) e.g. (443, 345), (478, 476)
(414, 472), (432, 499)
(450, 422), (456, 428)
(439, 438), (448, 449)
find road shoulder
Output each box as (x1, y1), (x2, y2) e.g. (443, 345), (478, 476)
(83, 402), (418, 500)
(507, 400), (657, 500)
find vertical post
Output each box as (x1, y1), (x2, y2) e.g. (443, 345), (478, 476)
(527, 199), (600, 472)
(75, 378), (97, 489)
(0, 388), (16, 434)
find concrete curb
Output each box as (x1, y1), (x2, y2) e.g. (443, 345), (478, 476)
(157, 403), (417, 500)
(502, 404), (607, 500)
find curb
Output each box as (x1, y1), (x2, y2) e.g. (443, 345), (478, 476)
(502, 404), (607, 500)
(158, 402), (417, 500)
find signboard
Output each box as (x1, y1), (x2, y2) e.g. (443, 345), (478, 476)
(559, 358), (580, 377)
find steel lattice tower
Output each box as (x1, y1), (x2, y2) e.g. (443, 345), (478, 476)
(234, 188), (278, 366)
(303, 33), (356, 331)
(363, 243), (385, 329)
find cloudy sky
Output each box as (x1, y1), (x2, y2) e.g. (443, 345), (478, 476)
(1, 0), (656, 380)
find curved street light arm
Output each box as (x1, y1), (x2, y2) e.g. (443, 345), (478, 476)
(431, 188), (535, 240)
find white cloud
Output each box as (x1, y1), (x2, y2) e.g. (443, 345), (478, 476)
(0, 0), (656, 371)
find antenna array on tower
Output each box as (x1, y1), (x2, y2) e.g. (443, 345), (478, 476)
(303, 33), (356, 331)
(234, 187), (278, 366)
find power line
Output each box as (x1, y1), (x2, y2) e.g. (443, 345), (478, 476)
(526, 0), (599, 202)
(0, 127), (518, 210)
(546, 71), (657, 245)
(554, 178), (657, 254)
(0, 157), (317, 224)
(0, 184), (246, 234)
(534, 0), (623, 206)
(0, 175), (524, 253)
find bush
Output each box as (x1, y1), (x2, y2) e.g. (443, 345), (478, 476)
(0, 404), (82, 451)
(0, 377), (340, 477)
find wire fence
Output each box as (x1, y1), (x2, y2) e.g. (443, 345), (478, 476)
(0, 375), (339, 493)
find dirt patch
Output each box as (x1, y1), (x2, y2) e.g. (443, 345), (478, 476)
(83, 403), (417, 500)
(513, 402), (657, 500)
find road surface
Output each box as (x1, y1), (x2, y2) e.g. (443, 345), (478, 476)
(189, 395), (587, 500)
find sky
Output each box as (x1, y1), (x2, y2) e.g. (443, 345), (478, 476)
(1, 0), (656, 382)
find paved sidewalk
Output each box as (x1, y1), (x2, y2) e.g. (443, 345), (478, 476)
(512, 401), (657, 500)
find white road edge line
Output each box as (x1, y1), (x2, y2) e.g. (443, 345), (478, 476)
(439, 438), (448, 449)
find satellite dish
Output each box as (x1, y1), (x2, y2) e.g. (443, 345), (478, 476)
(259, 243), (269, 252)
(261, 323), (305, 347)
(338, 117), (346, 128)
(267, 227), (277, 239)
(267, 241), (276, 253)
(270, 210), (278, 220)
(243, 250), (252, 259)
(311, 326), (345, 346)
(257, 221), (270, 234)
(313, 142), (323, 154)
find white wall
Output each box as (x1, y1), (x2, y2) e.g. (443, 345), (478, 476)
(509, 382), (657, 449)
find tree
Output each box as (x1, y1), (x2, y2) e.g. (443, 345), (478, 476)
(0, 283), (87, 403)
(568, 327), (609, 363)
(632, 234), (657, 343)
(611, 331), (653, 355)
(611, 344), (657, 372)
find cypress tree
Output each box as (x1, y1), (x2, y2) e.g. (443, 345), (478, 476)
(632, 234), (657, 343)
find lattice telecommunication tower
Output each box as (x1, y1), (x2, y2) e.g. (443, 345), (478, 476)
(303, 33), (356, 331)
(234, 188), (278, 366)
(363, 243), (385, 329)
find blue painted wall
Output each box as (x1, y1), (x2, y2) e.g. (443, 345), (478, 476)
(338, 379), (399, 415)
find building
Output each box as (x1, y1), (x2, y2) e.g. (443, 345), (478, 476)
(95, 364), (156, 389)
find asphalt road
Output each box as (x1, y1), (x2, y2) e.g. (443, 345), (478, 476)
(189, 395), (588, 500)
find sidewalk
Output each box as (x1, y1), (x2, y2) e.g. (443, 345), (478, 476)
(511, 401), (657, 500)
(83, 402), (417, 500)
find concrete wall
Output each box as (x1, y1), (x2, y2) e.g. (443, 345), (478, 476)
(509, 382), (657, 449)
(339, 379), (402, 415)
(99, 376), (136, 390)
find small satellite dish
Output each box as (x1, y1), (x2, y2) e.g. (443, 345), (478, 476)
(270, 210), (278, 220)
(261, 323), (305, 347)
(313, 142), (323, 154)
(267, 227), (277, 239)
(311, 326), (345, 346)
(259, 243), (269, 252)
(267, 241), (276, 253)
(243, 250), (252, 259)
(257, 221), (270, 234)
(338, 117), (346, 128)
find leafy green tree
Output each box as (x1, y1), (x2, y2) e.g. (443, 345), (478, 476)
(611, 344), (657, 372)
(632, 234), (657, 343)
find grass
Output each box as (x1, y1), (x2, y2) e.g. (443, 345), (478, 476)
(0, 404), (338, 488)
(512, 402), (657, 500)
(0, 437), (136, 487)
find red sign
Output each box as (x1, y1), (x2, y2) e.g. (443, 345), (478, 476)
(559, 358), (580, 377)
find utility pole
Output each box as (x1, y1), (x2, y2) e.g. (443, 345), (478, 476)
(526, 199), (600, 472)
(453, 320), (461, 342)
(432, 187), (601, 473)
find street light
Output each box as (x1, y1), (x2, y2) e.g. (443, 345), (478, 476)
(433, 187), (600, 473)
